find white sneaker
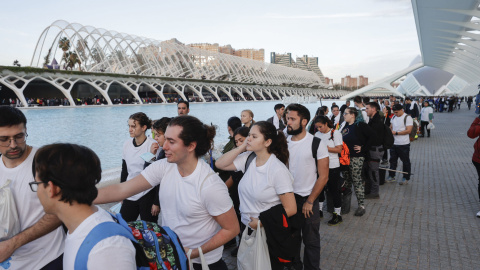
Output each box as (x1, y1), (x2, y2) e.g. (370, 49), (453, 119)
(477, 211), (480, 218)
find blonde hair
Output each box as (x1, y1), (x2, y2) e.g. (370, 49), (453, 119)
(241, 109), (255, 125)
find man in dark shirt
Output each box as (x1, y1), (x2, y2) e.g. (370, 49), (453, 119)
(404, 97), (419, 120)
(266, 103), (286, 130)
(365, 102), (384, 199)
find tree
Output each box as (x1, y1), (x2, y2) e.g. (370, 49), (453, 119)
(13, 60), (21, 67)
(64, 51), (81, 71)
(43, 48), (52, 68)
(58, 37), (71, 69)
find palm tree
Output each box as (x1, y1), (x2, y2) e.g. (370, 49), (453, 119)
(66, 52), (81, 71)
(58, 37), (71, 69)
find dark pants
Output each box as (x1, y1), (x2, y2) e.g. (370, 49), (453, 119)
(295, 194), (321, 270)
(368, 146), (384, 195)
(420, 121), (430, 136)
(120, 188), (158, 222)
(389, 144), (411, 180)
(40, 254), (63, 270)
(472, 160), (480, 202)
(193, 259), (228, 270)
(327, 167), (342, 208)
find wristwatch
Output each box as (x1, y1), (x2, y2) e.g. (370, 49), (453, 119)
(396, 131), (398, 135)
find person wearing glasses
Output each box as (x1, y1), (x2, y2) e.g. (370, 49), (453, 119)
(0, 106), (65, 269)
(31, 143), (136, 269)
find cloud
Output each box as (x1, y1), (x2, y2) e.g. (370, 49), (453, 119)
(263, 6), (412, 20)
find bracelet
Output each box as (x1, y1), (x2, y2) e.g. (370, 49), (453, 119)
(306, 200), (313, 205)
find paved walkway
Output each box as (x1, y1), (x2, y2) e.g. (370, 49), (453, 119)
(221, 105), (480, 269)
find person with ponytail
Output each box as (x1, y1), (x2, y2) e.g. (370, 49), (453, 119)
(339, 107), (377, 217)
(119, 112), (158, 222)
(314, 115), (343, 226)
(95, 115), (240, 270)
(241, 109), (255, 128)
(216, 121), (298, 269)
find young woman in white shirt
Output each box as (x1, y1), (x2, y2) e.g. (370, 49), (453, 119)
(240, 109), (255, 128)
(216, 121), (297, 269)
(419, 101), (434, 138)
(119, 112), (157, 222)
(314, 116), (344, 226)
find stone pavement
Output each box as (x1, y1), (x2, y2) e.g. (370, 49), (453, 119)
(221, 106), (480, 269)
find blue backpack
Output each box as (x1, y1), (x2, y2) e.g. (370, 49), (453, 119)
(75, 212), (188, 270)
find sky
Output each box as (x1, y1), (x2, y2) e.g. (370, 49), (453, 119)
(0, 0), (420, 83)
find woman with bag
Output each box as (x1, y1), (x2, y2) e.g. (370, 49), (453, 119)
(468, 116), (480, 218)
(216, 121), (298, 270)
(339, 107), (376, 217)
(419, 101), (434, 137)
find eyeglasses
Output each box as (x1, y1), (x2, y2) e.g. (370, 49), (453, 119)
(28, 181), (43, 192)
(0, 133), (28, 147)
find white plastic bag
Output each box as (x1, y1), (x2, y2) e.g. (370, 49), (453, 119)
(237, 221), (272, 270)
(187, 246), (209, 270)
(0, 179), (20, 241)
(427, 123), (435, 130)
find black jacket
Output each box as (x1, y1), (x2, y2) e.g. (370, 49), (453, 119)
(266, 116), (286, 130)
(259, 204), (301, 263)
(367, 112), (385, 148)
(404, 103), (419, 119)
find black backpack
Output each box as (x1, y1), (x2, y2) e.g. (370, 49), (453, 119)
(244, 137), (321, 172)
(383, 124), (394, 149)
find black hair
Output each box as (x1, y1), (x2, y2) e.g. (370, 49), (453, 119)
(252, 121), (289, 165)
(286, 103), (311, 122)
(313, 115), (334, 129)
(33, 143), (102, 205)
(177, 100), (190, 109)
(227, 116), (242, 131)
(274, 103), (285, 111)
(168, 115), (216, 157)
(353, 96), (362, 104)
(346, 107), (364, 124)
(234, 126), (250, 138)
(0, 106), (27, 127)
(331, 105), (339, 110)
(129, 112), (152, 129)
(366, 102), (380, 111)
(314, 107), (325, 116)
(384, 106), (392, 116)
(152, 117), (172, 134)
(362, 97), (370, 103)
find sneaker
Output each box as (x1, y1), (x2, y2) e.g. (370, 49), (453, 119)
(385, 176), (396, 183)
(399, 178), (408, 185)
(328, 213), (343, 226)
(319, 210), (324, 218)
(354, 206), (365, 216)
(365, 193), (380, 199)
(477, 211), (480, 218)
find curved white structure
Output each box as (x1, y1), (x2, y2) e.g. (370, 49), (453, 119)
(31, 20), (324, 87)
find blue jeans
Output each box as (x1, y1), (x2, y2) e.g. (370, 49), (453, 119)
(389, 144), (411, 180)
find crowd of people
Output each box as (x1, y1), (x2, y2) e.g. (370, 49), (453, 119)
(0, 93), (451, 270)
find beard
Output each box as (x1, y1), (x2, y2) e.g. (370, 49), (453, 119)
(3, 145), (26, 160)
(287, 125), (303, 135)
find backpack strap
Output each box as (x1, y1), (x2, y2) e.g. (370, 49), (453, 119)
(163, 227), (188, 270)
(312, 136), (321, 160)
(74, 221), (136, 270)
(244, 152), (257, 173)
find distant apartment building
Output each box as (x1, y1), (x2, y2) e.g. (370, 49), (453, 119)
(188, 43), (220, 53)
(324, 77), (332, 85)
(341, 75), (368, 88)
(270, 52), (295, 67)
(234, 48), (265, 62)
(219, 44), (234, 55)
(271, 52), (325, 83)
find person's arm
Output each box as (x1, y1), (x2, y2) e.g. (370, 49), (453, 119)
(94, 174), (153, 205)
(467, 117), (480, 138)
(185, 207), (239, 259)
(327, 131), (343, 154)
(0, 214), (62, 262)
(120, 159), (128, 183)
(215, 140), (247, 171)
(327, 145), (342, 154)
(225, 176), (234, 189)
(303, 157), (329, 218)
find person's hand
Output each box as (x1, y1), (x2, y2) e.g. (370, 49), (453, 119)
(150, 143), (159, 155)
(239, 139), (248, 151)
(354, 145), (362, 153)
(0, 239), (17, 264)
(248, 217), (260, 230)
(151, 205), (160, 216)
(302, 201), (313, 218)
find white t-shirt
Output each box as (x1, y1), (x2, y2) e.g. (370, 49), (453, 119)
(141, 159), (232, 264)
(63, 207), (136, 270)
(315, 130), (342, 169)
(0, 147), (65, 270)
(420, 106), (434, 122)
(391, 114), (413, 145)
(233, 152), (294, 225)
(122, 137), (156, 201)
(360, 108), (369, 124)
(287, 133), (329, 196)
